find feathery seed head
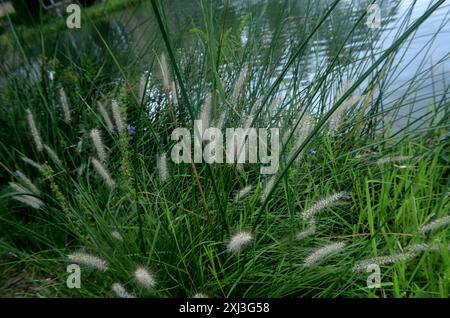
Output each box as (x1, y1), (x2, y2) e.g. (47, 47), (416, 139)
(420, 215), (450, 234)
(216, 111), (226, 131)
(90, 129), (106, 162)
(352, 252), (415, 273)
(234, 185), (253, 202)
(376, 155), (412, 166)
(157, 152), (169, 182)
(171, 81), (178, 105)
(227, 230), (253, 253)
(9, 182), (44, 209)
(26, 109), (43, 152)
(230, 65), (248, 103)
(68, 252), (108, 271)
(58, 87), (72, 123)
(295, 219), (316, 241)
(134, 266), (156, 289)
(21, 156), (44, 173)
(112, 283), (134, 298)
(91, 157), (116, 190)
(301, 191), (346, 220)
(44, 144), (62, 167)
(260, 175), (276, 203)
(303, 241), (346, 267)
(200, 93), (212, 134)
(111, 231), (123, 241)
(13, 170), (39, 195)
(97, 101), (114, 132)
(111, 99), (124, 132)
(158, 53), (170, 92)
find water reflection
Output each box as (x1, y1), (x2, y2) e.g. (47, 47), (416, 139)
(2, 0), (448, 131)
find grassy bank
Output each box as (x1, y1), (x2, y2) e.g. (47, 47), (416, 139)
(0, 0), (146, 52)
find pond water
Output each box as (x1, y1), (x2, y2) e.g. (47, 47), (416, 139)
(3, 0), (449, 131)
(114, 0), (449, 131)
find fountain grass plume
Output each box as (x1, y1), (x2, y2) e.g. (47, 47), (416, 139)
(303, 241), (346, 267)
(91, 157), (116, 190)
(111, 99), (124, 132)
(227, 230), (253, 253)
(97, 101), (114, 132)
(157, 152), (169, 182)
(234, 185), (253, 202)
(300, 191), (346, 220)
(90, 128), (107, 162)
(58, 87), (72, 123)
(9, 182), (44, 209)
(112, 283), (134, 298)
(420, 215), (450, 234)
(134, 266), (156, 289)
(26, 109), (43, 152)
(21, 156), (44, 173)
(44, 144), (63, 167)
(67, 251), (108, 271)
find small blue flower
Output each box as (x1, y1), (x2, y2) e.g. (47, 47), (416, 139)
(128, 125), (136, 136)
(115, 77), (124, 86)
(343, 190), (351, 201)
(309, 148), (316, 156)
(261, 175), (267, 183)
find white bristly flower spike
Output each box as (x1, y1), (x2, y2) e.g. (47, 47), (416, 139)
(420, 215), (450, 234)
(376, 155), (412, 166)
(216, 111), (226, 131)
(200, 93), (212, 135)
(26, 109), (43, 152)
(171, 81), (178, 105)
(112, 283), (134, 298)
(329, 95), (362, 133)
(13, 171), (39, 195)
(192, 293), (208, 298)
(303, 241), (346, 267)
(44, 144), (63, 167)
(134, 267), (156, 289)
(227, 230), (253, 253)
(295, 219), (316, 241)
(230, 64), (248, 103)
(234, 185), (253, 202)
(21, 156), (44, 173)
(300, 191), (346, 220)
(140, 73), (148, 100)
(90, 129), (106, 162)
(260, 175), (276, 203)
(91, 157), (116, 190)
(111, 231), (123, 241)
(97, 101), (114, 132)
(158, 53), (170, 92)
(353, 242), (450, 273)
(157, 152), (169, 182)
(352, 252), (414, 273)
(68, 252), (108, 272)
(328, 81), (363, 133)
(9, 182), (44, 209)
(111, 99), (124, 132)
(58, 87), (72, 123)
